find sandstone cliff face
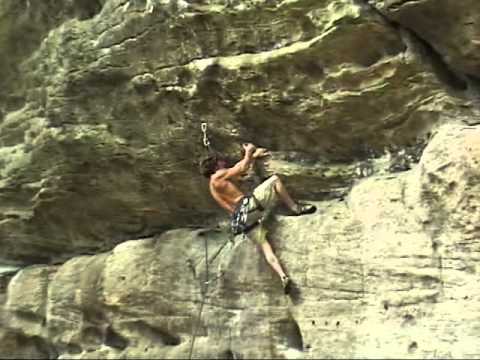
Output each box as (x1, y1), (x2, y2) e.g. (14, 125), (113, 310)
(1, 0), (480, 359)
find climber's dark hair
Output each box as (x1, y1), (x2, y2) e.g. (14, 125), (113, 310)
(200, 154), (221, 178)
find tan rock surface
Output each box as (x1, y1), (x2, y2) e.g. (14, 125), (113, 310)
(2, 124), (480, 358)
(0, 0), (477, 263)
(369, 0), (480, 79)
(1, 0), (480, 358)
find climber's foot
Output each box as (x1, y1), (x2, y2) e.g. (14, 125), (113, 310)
(291, 203), (317, 216)
(281, 276), (292, 295)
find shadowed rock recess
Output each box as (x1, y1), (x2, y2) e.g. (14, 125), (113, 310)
(1, 0), (480, 358)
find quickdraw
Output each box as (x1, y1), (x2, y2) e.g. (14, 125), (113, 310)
(201, 122), (211, 149)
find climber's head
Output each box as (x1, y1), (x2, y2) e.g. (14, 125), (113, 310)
(216, 158), (228, 169)
(200, 153), (227, 178)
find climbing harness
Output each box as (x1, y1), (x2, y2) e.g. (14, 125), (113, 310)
(230, 195), (264, 235)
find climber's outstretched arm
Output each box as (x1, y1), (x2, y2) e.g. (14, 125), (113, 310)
(216, 143), (257, 180)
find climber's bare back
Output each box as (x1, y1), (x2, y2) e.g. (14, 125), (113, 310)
(209, 169), (244, 214)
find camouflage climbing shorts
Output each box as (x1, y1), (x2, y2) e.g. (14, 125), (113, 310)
(247, 175), (279, 245)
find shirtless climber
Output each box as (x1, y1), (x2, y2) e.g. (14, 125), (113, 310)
(200, 143), (316, 294)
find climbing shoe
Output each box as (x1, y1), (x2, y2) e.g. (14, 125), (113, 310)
(282, 276), (292, 295)
(292, 203), (317, 216)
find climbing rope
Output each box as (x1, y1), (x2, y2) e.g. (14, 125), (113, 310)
(207, 234), (235, 265)
(188, 235), (209, 360)
(188, 231), (232, 359)
(189, 123), (234, 358)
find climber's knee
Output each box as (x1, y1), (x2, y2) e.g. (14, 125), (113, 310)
(271, 174), (280, 183)
(270, 174), (281, 190)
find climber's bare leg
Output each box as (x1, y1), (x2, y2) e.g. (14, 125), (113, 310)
(260, 241), (286, 280)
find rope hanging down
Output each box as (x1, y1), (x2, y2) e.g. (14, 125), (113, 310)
(188, 235), (209, 360)
(188, 232), (230, 360)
